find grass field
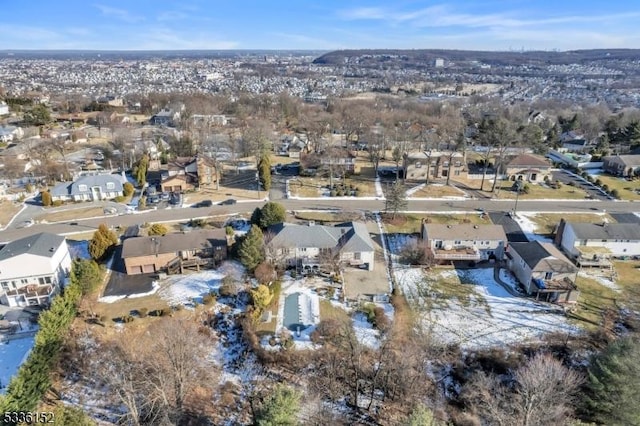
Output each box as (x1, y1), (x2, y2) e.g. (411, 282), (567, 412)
(0, 200), (23, 228)
(612, 260), (640, 311)
(592, 174), (640, 201)
(290, 210), (363, 223)
(493, 181), (589, 200)
(408, 184), (467, 198)
(39, 206), (107, 223)
(570, 275), (619, 330)
(319, 299), (350, 323)
(383, 212), (492, 234)
(530, 213), (615, 235)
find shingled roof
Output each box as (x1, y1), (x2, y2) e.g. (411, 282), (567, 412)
(507, 153), (551, 168)
(0, 233), (66, 261)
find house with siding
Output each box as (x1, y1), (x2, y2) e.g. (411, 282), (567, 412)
(50, 173), (125, 202)
(121, 229), (227, 275)
(156, 155), (218, 192)
(602, 154), (640, 177)
(421, 223), (508, 262)
(555, 219), (640, 265)
(403, 151), (466, 182)
(0, 233), (72, 307)
(265, 221), (375, 271)
(507, 241), (579, 303)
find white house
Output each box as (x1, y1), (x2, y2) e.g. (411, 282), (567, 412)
(422, 223), (508, 262)
(266, 221), (375, 271)
(50, 173), (125, 202)
(555, 219), (640, 263)
(0, 233), (72, 307)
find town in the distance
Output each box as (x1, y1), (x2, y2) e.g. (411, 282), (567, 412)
(1, 48), (640, 426)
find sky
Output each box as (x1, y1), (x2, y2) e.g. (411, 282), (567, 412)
(1, 1), (639, 51)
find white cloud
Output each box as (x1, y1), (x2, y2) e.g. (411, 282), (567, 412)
(94, 4), (144, 23)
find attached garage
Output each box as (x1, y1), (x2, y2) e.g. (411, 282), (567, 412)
(142, 264), (155, 273)
(128, 265), (143, 274)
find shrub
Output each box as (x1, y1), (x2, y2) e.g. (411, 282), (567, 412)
(123, 314), (135, 323)
(161, 308), (172, 316)
(138, 308), (148, 318)
(330, 190), (337, 197)
(148, 223), (168, 236)
(123, 182), (134, 197)
(254, 261), (276, 284)
(595, 178), (602, 186)
(373, 306), (391, 331)
(203, 293), (216, 305)
(52, 199), (63, 207)
(586, 175), (594, 183)
(114, 195), (127, 203)
(40, 190), (52, 206)
(602, 184), (609, 192)
(225, 225), (234, 236)
(610, 189), (619, 198)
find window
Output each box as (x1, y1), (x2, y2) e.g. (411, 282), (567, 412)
(78, 184), (88, 192)
(1, 281), (8, 289)
(354, 252), (361, 260)
(454, 240), (461, 245)
(545, 272), (553, 280)
(106, 182), (115, 189)
(45, 276), (52, 284)
(38, 277), (45, 285)
(21, 279), (28, 284)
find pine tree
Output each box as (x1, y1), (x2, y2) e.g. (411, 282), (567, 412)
(88, 224), (118, 261)
(123, 182), (134, 197)
(258, 155), (272, 191)
(256, 384), (301, 426)
(259, 202), (286, 228)
(239, 225), (265, 270)
(148, 223), (168, 236)
(585, 337), (640, 425)
(41, 190), (52, 207)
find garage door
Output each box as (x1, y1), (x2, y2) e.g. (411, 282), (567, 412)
(129, 265), (143, 274)
(142, 264), (155, 273)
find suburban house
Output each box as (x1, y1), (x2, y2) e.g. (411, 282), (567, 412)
(602, 154), (640, 177)
(507, 241), (579, 303)
(149, 108), (180, 126)
(157, 155), (218, 192)
(555, 219), (640, 265)
(421, 223), (508, 262)
(403, 151), (466, 182)
(50, 173), (125, 202)
(96, 95), (124, 107)
(277, 134), (308, 158)
(265, 221), (375, 271)
(121, 229), (228, 275)
(319, 148), (358, 174)
(504, 153), (552, 182)
(0, 233), (72, 307)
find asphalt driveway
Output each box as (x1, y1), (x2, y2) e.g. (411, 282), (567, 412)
(489, 212), (528, 243)
(103, 246), (155, 297)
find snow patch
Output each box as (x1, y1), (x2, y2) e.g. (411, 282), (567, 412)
(0, 336), (34, 394)
(514, 213), (553, 242)
(67, 240), (91, 260)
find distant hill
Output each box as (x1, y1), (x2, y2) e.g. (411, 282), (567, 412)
(312, 49), (640, 66)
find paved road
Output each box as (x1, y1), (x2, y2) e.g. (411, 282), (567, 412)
(1, 197), (639, 242)
(610, 213), (640, 224)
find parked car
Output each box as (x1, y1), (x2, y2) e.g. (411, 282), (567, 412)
(147, 195), (160, 204)
(160, 192), (170, 201)
(103, 206), (117, 215)
(220, 199), (237, 205)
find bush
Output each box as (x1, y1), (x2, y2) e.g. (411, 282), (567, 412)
(330, 190), (337, 197)
(114, 195), (127, 203)
(586, 175), (594, 183)
(595, 178), (602, 186)
(52, 199), (63, 207)
(123, 182), (134, 197)
(138, 308), (148, 318)
(602, 184), (609, 192)
(373, 306), (391, 331)
(40, 190), (52, 206)
(123, 314), (135, 323)
(202, 293), (216, 305)
(610, 189), (620, 198)
(225, 225), (234, 236)
(161, 308), (172, 317)
(254, 261), (276, 284)
(148, 223), (168, 236)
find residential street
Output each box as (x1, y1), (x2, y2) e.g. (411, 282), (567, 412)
(1, 197), (638, 242)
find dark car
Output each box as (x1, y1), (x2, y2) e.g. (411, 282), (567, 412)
(220, 199), (237, 205)
(198, 200), (213, 207)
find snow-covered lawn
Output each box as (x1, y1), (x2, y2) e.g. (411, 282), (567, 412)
(0, 336), (34, 393)
(67, 240), (91, 259)
(158, 261), (245, 306)
(396, 267), (579, 349)
(98, 282), (160, 303)
(513, 213), (553, 243)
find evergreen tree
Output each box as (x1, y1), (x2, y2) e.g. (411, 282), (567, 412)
(626, 120), (640, 148)
(134, 154), (149, 186)
(88, 224), (118, 261)
(256, 384), (301, 426)
(250, 207), (263, 226)
(123, 182), (134, 197)
(259, 202), (286, 228)
(41, 190), (52, 207)
(585, 337), (640, 425)
(238, 225), (265, 270)
(71, 259), (102, 294)
(258, 154), (272, 191)
(148, 223), (168, 236)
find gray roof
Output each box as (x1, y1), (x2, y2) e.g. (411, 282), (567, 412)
(122, 229), (227, 258)
(510, 241), (577, 273)
(0, 232), (66, 261)
(603, 154), (640, 167)
(423, 224), (507, 241)
(50, 174), (124, 197)
(568, 222), (640, 241)
(266, 221), (375, 252)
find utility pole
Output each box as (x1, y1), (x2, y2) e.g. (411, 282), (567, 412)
(256, 171), (261, 200)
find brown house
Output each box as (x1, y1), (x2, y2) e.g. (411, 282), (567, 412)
(158, 155), (218, 192)
(122, 229), (228, 275)
(403, 151), (466, 182)
(505, 154), (552, 182)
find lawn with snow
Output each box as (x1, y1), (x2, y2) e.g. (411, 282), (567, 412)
(158, 261), (245, 306)
(0, 336), (34, 393)
(514, 213), (553, 243)
(397, 267), (578, 349)
(98, 281), (160, 303)
(67, 240), (91, 259)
